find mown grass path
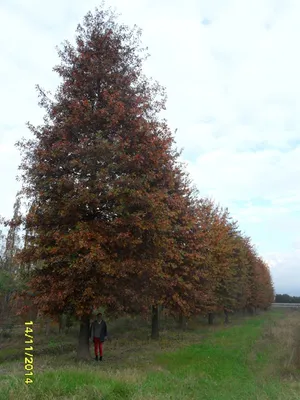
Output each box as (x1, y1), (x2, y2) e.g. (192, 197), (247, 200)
(1, 310), (300, 399)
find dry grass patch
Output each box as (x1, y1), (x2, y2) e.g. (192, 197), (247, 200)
(249, 309), (300, 380)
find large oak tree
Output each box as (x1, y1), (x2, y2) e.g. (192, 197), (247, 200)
(16, 5), (204, 358)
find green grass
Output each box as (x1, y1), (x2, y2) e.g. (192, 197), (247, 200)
(142, 317), (291, 399)
(1, 310), (300, 399)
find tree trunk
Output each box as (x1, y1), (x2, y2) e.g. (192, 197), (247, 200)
(45, 317), (50, 336)
(77, 314), (91, 360)
(178, 313), (187, 330)
(208, 312), (214, 325)
(59, 314), (66, 333)
(38, 314), (44, 334)
(247, 306), (254, 315)
(151, 305), (159, 340)
(224, 309), (229, 324)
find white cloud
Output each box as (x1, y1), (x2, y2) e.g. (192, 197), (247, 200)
(267, 250), (300, 295)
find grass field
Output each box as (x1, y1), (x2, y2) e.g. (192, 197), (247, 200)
(1, 309), (300, 399)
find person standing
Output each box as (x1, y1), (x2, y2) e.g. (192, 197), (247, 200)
(90, 313), (108, 361)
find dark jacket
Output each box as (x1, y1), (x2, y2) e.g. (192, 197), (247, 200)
(89, 320), (107, 342)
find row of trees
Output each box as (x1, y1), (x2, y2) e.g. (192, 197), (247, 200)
(1, 5), (274, 359)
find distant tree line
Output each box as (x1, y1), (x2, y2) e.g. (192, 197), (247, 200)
(0, 5), (275, 360)
(275, 294), (300, 303)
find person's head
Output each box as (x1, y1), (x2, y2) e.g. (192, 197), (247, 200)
(96, 313), (102, 321)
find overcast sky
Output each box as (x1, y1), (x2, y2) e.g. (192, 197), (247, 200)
(0, 0), (299, 296)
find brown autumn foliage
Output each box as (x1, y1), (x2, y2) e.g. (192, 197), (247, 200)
(193, 198), (274, 321)
(14, 6), (210, 357)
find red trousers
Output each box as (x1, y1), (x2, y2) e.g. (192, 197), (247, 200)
(93, 337), (103, 356)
